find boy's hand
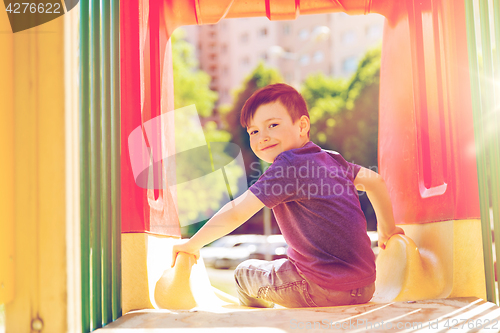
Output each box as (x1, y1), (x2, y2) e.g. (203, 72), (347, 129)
(378, 226), (405, 250)
(171, 240), (200, 268)
(168, 190), (264, 269)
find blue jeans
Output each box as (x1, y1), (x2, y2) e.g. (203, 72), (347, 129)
(234, 258), (375, 308)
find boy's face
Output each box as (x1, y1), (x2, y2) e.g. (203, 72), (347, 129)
(247, 101), (309, 163)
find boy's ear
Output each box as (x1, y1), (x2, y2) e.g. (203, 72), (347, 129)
(299, 115), (310, 136)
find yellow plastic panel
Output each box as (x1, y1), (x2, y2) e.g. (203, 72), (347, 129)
(122, 233), (155, 312)
(0, 2), (15, 306)
(375, 234), (447, 302)
(448, 219), (486, 299)
(122, 233), (232, 314)
(4, 17), (67, 333)
(375, 220), (486, 302)
(36, 16), (67, 332)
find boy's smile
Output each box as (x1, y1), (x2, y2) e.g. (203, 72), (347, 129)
(247, 101), (310, 163)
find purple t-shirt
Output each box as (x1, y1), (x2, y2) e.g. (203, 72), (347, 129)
(249, 141), (376, 291)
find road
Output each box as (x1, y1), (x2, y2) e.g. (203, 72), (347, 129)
(206, 267), (238, 298)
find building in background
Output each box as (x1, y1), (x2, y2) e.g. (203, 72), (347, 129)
(183, 12), (384, 106)
(185, 17), (279, 106)
(329, 13), (384, 76)
(276, 14), (332, 85)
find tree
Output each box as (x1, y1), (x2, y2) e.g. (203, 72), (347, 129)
(171, 29), (241, 236)
(301, 46), (382, 230)
(171, 29), (217, 117)
(218, 62), (284, 234)
(219, 62), (283, 185)
(302, 45), (381, 169)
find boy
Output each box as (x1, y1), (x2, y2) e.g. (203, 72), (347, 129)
(172, 83), (404, 308)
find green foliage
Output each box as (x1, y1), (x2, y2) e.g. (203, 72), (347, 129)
(301, 46), (381, 230)
(218, 63), (284, 234)
(226, 62), (283, 108)
(302, 45), (381, 169)
(171, 29), (241, 237)
(171, 29), (218, 117)
(172, 36), (381, 233)
(219, 62), (283, 183)
(301, 74), (346, 108)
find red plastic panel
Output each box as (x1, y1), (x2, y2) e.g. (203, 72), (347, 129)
(379, 0), (480, 224)
(120, 0), (180, 236)
(118, 0), (382, 236)
(119, 0), (480, 233)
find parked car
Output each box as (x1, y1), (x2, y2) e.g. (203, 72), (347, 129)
(200, 234), (267, 269)
(202, 232), (378, 268)
(367, 231), (378, 248)
(367, 230), (379, 256)
(249, 234), (288, 260)
(213, 241), (263, 269)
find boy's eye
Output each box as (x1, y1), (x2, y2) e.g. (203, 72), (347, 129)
(269, 123), (278, 128)
(250, 130), (258, 135)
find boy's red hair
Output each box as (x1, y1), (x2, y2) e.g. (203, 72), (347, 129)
(240, 83), (309, 131)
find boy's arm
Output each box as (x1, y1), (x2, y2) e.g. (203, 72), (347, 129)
(353, 167), (404, 250)
(171, 189), (265, 266)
